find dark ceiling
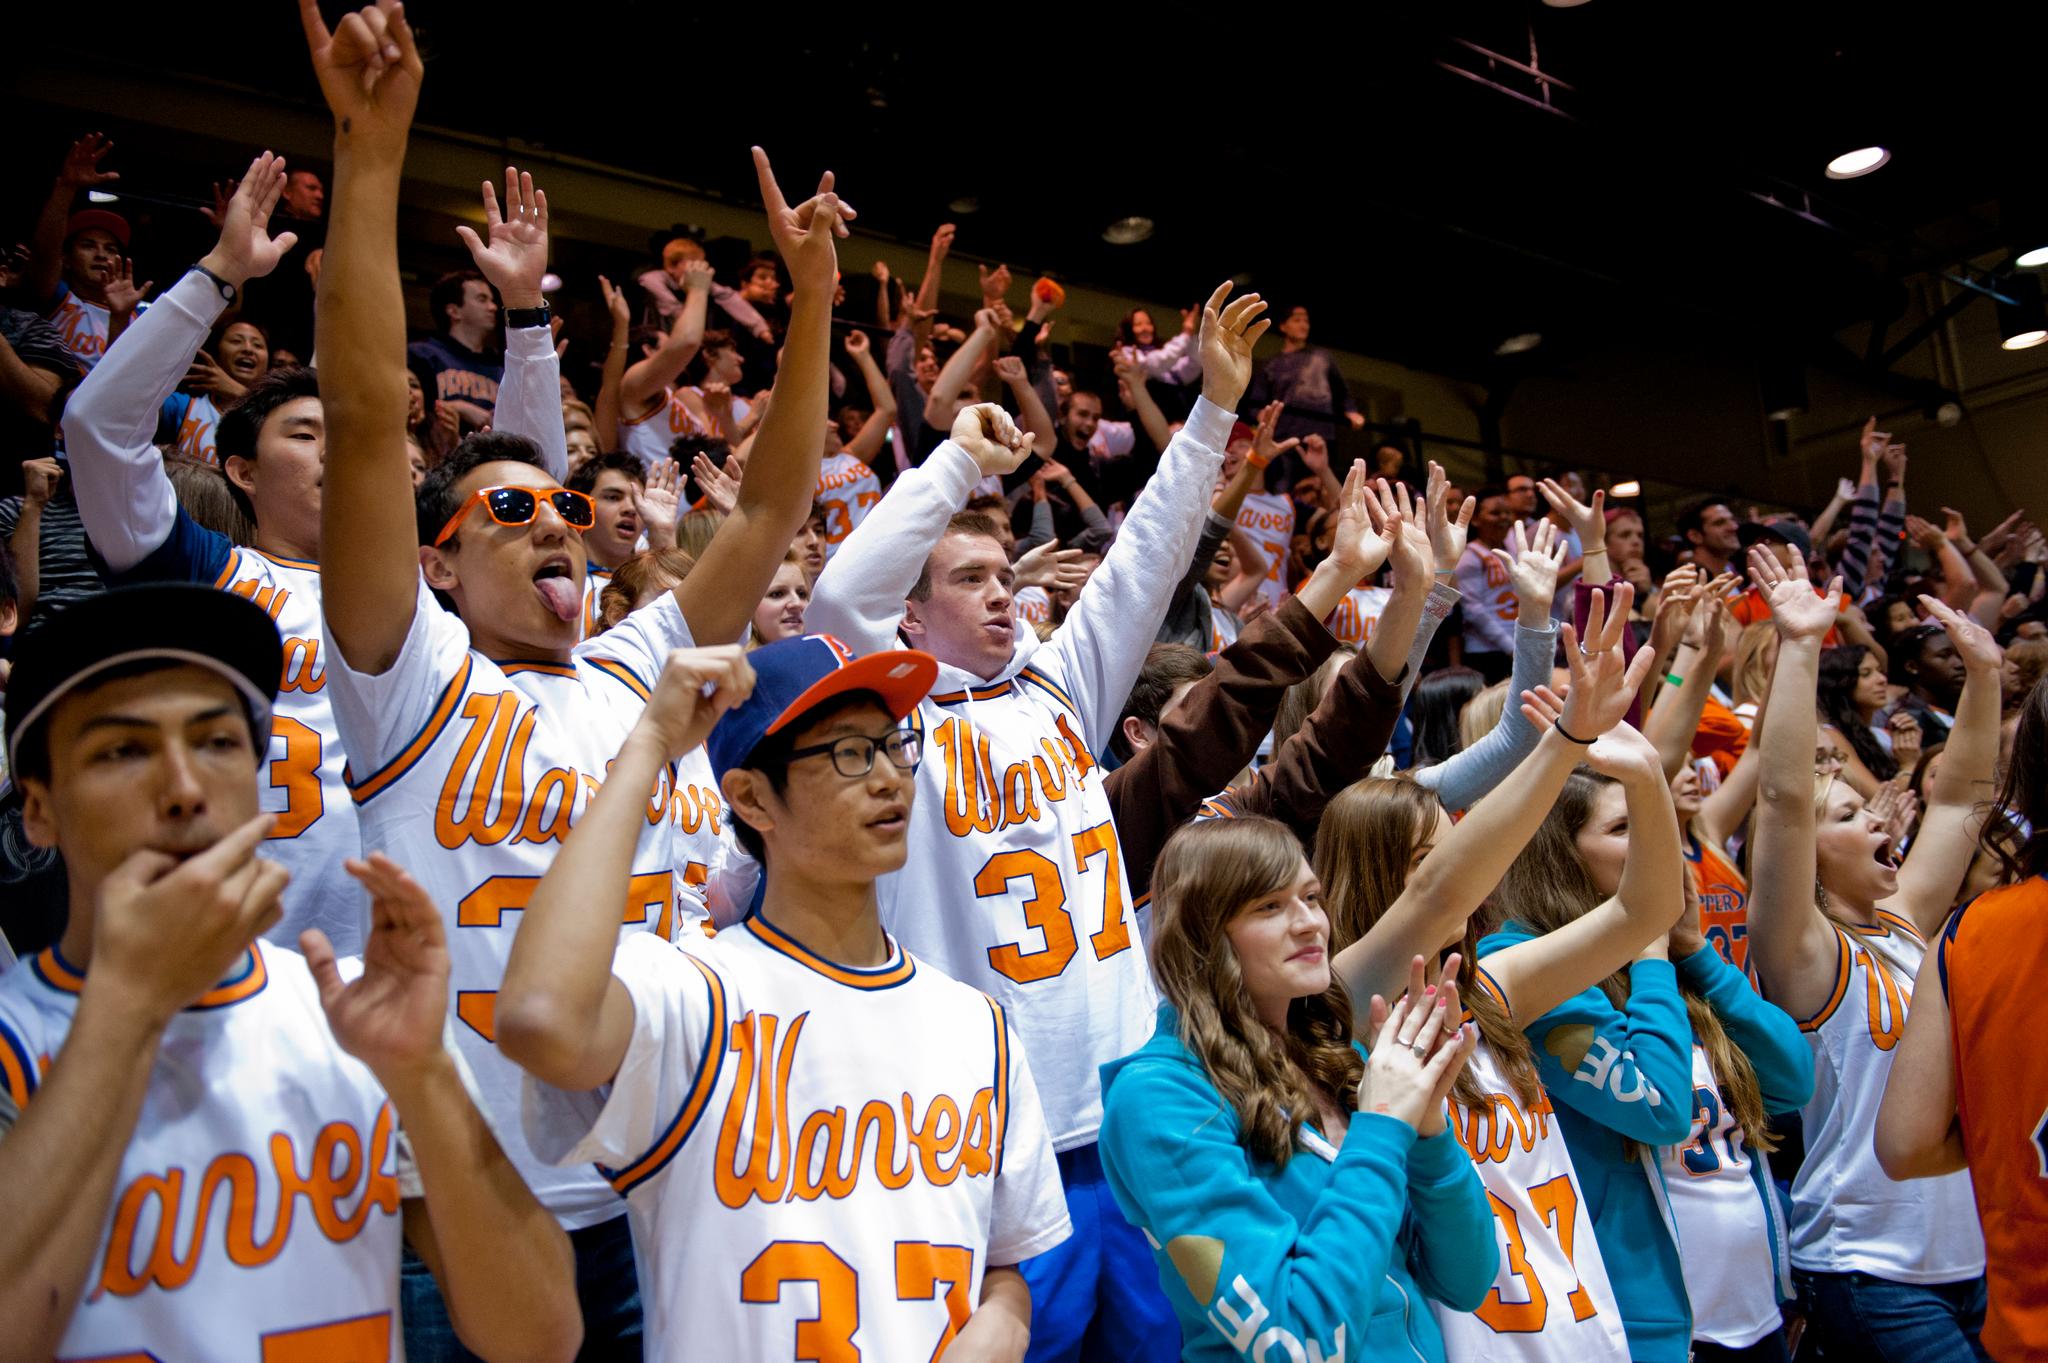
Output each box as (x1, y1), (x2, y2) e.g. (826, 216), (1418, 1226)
(12, 2), (2047, 385)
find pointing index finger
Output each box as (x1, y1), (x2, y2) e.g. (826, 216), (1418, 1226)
(752, 147), (789, 219)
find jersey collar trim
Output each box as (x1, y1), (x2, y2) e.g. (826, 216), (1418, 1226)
(251, 548), (321, 572)
(494, 659), (579, 678)
(32, 942), (268, 1010)
(746, 915), (914, 990)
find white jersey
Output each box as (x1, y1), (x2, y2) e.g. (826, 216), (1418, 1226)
(1437, 1039), (1629, 1363)
(619, 387), (751, 472)
(167, 392), (226, 465)
(815, 451), (881, 561)
(327, 579), (725, 1226)
(1328, 583), (1391, 649)
(0, 943), (406, 1362)
(1235, 491), (1295, 611)
(216, 549), (369, 955)
(1013, 585), (1052, 626)
(581, 561), (613, 641)
(49, 287), (111, 370)
(524, 926), (1070, 1363)
(1208, 603), (1239, 654)
(1658, 1044), (1781, 1348)
(1789, 913), (1985, 1282)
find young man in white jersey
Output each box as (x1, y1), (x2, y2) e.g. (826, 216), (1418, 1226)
(804, 281), (1269, 1361)
(27, 133), (126, 370)
(498, 635), (1069, 1363)
(61, 152), (566, 958)
(565, 453), (682, 639)
(303, 2), (847, 1349)
(0, 580), (578, 1363)
(813, 327), (891, 560)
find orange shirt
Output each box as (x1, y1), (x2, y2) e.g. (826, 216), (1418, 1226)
(1940, 876), (2048, 1362)
(1685, 832), (1751, 975)
(1694, 696), (1750, 778)
(1728, 586), (1846, 646)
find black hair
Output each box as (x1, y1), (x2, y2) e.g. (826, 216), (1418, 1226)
(1989, 672), (2048, 881)
(0, 530), (17, 612)
(1408, 666), (1486, 768)
(415, 431), (549, 548)
(1113, 645), (1214, 762)
(1116, 307), (1157, 348)
(1818, 645), (1899, 781)
(1887, 623), (1943, 688)
(566, 452), (645, 495)
(728, 689), (888, 867)
(429, 268), (492, 334)
(214, 365), (320, 528)
(1676, 497), (1733, 540)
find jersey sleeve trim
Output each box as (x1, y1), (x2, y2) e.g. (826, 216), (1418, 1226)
(1875, 909), (1926, 943)
(1937, 898), (1974, 1001)
(1796, 927), (1854, 1033)
(1471, 966), (1512, 1020)
(987, 996), (1011, 1178)
(602, 953), (729, 1195)
(1016, 667), (1082, 721)
(211, 549), (242, 589)
(585, 656), (652, 702)
(345, 656), (474, 804)
(0, 1018), (37, 1107)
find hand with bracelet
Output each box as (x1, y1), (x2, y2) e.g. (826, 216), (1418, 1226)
(1519, 582), (1653, 747)
(1424, 459), (1474, 581)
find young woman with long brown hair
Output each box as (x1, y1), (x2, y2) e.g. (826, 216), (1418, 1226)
(1098, 815), (1493, 1363)
(1745, 549), (2002, 1361)
(1317, 588), (1711, 1362)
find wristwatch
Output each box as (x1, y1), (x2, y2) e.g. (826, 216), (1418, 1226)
(504, 303), (551, 330)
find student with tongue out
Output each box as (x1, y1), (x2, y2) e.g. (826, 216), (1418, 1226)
(303, 7), (847, 1352)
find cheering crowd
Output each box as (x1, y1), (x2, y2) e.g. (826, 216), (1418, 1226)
(1, 5), (2045, 1362)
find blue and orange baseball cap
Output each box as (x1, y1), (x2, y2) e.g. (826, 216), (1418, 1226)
(706, 634), (936, 781)
(64, 208), (130, 250)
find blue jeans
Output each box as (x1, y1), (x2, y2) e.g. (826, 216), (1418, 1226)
(1795, 1270), (1988, 1363)
(402, 1212), (643, 1361)
(1017, 1143), (1179, 1363)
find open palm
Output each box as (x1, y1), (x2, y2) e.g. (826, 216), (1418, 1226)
(308, 855), (451, 1076)
(456, 168), (548, 304)
(1198, 282), (1270, 410)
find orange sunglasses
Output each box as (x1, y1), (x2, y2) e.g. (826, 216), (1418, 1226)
(432, 485), (596, 547)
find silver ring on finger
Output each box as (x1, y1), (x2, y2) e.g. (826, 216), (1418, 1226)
(1410, 1041), (1428, 1059)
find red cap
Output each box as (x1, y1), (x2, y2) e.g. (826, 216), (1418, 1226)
(65, 209), (130, 250)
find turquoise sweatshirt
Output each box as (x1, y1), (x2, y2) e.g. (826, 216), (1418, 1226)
(1098, 1004), (1497, 1363)
(1478, 926), (1815, 1362)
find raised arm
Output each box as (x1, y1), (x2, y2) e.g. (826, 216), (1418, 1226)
(592, 275), (631, 452)
(303, 856), (580, 1363)
(923, 308), (1001, 432)
(1941, 506), (2010, 599)
(10, 460), (60, 620)
(620, 260), (711, 411)
(839, 327), (897, 463)
(498, 648), (752, 1091)
(1874, 942), (1967, 1180)
(27, 134), (119, 310)
(1644, 588), (1729, 780)
(305, 0), (426, 675)
(63, 153), (297, 575)
(1743, 547), (1847, 1019)
(1883, 597), (2002, 937)
(1113, 347), (1175, 451)
(993, 355), (1056, 458)
(670, 150), (850, 646)
(459, 169), (567, 480)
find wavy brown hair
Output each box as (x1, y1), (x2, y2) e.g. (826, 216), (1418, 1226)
(1314, 776), (1538, 1110)
(1150, 817), (1364, 1169)
(1498, 770), (1779, 1156)
(1272, 649), (1354, 757)
(596, 547), (696, 633)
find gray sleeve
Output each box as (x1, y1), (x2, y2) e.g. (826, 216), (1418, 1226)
(1398, 580), (1462, 704)
(1413, 619), (1558, 809)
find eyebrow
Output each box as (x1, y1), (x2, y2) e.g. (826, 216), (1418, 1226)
(76, 704), (239, 737)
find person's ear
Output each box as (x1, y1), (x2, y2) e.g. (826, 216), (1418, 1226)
(1121, 715), (1152, 754)
(420, 543), (460, 593)
(224, 454), (258, 501)
(900, 598), (927, 642)
(721, 769), (779, 846)
(19, 778), (57, 850)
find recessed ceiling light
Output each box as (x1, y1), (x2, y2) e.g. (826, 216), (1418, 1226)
(1824, 146), (1890, 179)
(948, 196), (980, 215)
(1608, 480), (1641, 498)
(2017, 245), (2048, 269)
(86, 190), (118, 204)
(2002, 329), (2048, 351)
(1102, 216), (1154, 246)
(1494, 332), (1543, 356)
(1542, 0), (1592, 7)
(1998, 274), (2048, 349)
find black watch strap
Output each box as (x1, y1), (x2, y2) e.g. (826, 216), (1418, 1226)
(191, 264), (238, 306)
(504, 303), (551, 330)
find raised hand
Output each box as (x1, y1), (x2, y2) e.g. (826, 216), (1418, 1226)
(94, 813), (285, 1026)
(1749, 545), (1841, 643)
(184, 350), (242, 401)
(1253, 400), (1299, 467)
(1326, 466), (1398, 581)
(57, 132), (119, 189)
(199, 178), (237, 230)
(1887, 711), (1923, 769)
(929, 223), (955, 261)
(1917, 593), (2003, 673)
(304, 854), (453, 1080)
(1197, 282), (1270, 410)
(1551, 583), (1657, 739)
(978, 261), (1012, 304)
(679, 258), (712, 294)
(1940, 506), (1974, 548)
(599, 274), (631, 333)
(1374, 476), (1433, 585)
(1359, 954), (1477, 1133)
(754, 147), (854, 297)
(1111, 348), (1144, 401)
(1859, 416), (1889, 471)
(1670, 871), (1706, 958)
(1681, 588), (1729, 654)
(951, 402), (1030, 477)
(300, 0), (423, 151)
(1582, 719), (1665, 784)
(1880, 439), (1908, 489)
(1300, 434), (1330, 473)
(633, 459), (683, 548)
(197, 151), (302, 289)
(103, 257), (152, 320)
(454, 167), (549, 310)
(691, 451), (741, 517)
(842, 327), (871, 358)
(21, 457), (64, 509)
(992, 355), (1027, 385)
(1494, 517), (1567, 619)
(1539, 476), (1606, 552)
(1013, 540), (1091, 595)
(1424, 460), (1474, 575)
(1903, 514), (1946, 551)
(638, 645), (756, 761)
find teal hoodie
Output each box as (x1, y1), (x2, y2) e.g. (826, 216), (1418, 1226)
(1098, 1004), (1497, 1363)
(1478, 926), (1816, 1362)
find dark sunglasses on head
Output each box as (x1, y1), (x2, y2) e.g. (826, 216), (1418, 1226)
(433, 485), (595, 546)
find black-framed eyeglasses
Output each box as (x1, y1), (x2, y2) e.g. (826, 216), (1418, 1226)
(785, 729), (923, 778)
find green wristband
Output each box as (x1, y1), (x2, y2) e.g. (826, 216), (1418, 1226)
(1666, 673), (1684, 686)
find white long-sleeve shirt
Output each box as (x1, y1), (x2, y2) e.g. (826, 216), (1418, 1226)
(805, 396), (1232, 1149)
